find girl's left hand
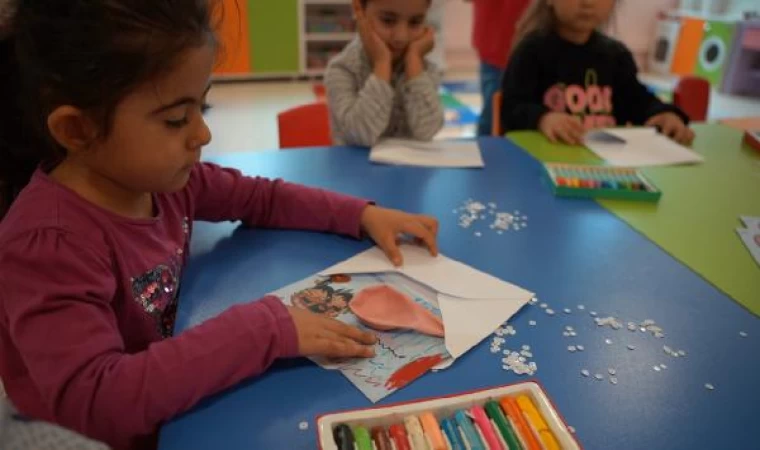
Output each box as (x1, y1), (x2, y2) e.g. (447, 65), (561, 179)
(645, 112), (695, 145)
(360, 205), (439, 266)
(407, 26), (435, 59)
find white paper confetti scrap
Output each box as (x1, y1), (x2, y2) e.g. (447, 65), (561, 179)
(299, 421), (309, 431)
(605, 338), (613, 345)
(595, 317), (623, 330)
(577, 305), (585, 310)
(475, 232), (482, 237)
(500, 349), (538, 376)
(577, 345), (585, 351)
(529, 320), (537, 326)
(594, 374), (604, 381)
(740, 331), (748, 338)
(581, 369), (590, 377)
(568, 345), (577, 353)
(705, 383), (715, 391)
(608, 368), (617, 376)
(546, 309), (555, 316)
(627, 344), (636, 350)
(540, 303), (548, 309)
(653, 365), (661, 372)
(564, 308), (572, 314)
(610, 377), (618, 385)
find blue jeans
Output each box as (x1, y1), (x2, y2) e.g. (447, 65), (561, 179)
(478, 62), (503, 136)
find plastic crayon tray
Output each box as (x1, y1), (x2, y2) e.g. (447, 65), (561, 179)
(543, 163), (662, 202)
(317, 381), (581, 450)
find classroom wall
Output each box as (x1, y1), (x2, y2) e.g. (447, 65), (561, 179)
(440, 0), (757, 73)
(441, 0), (679, 72)
(442, 0), (477, 70)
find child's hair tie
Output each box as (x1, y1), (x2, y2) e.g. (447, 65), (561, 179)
(0, 0), (19, 40)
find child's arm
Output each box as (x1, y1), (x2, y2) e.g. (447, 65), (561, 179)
(0, 233), (301, 448)
(401, 29), (445, 141)
(325, 60), (395, 147)
(185, 162), (369, 237)
(499, 38), (549, 132)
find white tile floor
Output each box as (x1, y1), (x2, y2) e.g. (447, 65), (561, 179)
(203, 81), (315, 156)
(203, 71), (760, 155)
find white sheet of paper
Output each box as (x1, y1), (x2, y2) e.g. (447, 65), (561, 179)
(320, 246), (534, 360)
(369, 138), (484, 168)
(584, 127), (704, 167)
(737, 228), (760, 267)
(740, 216), (760, 232)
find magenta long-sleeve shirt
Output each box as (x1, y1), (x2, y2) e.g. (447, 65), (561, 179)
(0, 162), (369, 450)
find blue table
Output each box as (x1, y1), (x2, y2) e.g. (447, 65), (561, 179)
(159, 138), (760, 450)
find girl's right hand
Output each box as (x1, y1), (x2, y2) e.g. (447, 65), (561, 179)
(538, 112), (585, 145)
(287, 306), (377, 358)
(353, 0), (391, 66)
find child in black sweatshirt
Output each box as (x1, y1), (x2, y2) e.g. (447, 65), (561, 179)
(501, 0), (694, 146)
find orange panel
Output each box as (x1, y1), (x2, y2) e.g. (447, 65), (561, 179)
(213, 0), (251, 74)
(671, 17), (705, 75)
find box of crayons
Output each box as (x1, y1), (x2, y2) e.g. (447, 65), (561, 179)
(317, 381), (581, 450)
(543, 163), (662, 202)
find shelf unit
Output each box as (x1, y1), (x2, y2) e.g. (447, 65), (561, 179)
(211, 0), (445, 80)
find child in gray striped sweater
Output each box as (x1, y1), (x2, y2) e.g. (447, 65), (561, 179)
(325, 0), (444, 147)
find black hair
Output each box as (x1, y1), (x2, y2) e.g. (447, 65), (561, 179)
(0, 0), (221, 218)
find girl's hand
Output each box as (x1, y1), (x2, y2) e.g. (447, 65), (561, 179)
(287, 306), (377, 358)
(407, 26), (436, 60)
(353, 0), (391, 67)
(538, 112), (585, 145)
(360, 205), (439, 266)
(645, 112), (695, 145)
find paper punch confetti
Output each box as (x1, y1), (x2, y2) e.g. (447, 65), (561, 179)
(299, 421), (309, 431)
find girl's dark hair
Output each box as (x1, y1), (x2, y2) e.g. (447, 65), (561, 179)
(0, 0), (221, 218)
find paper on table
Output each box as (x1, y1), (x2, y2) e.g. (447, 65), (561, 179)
(369, 138), (484, 168)
(740, 216), (760, 232)
(584, 127), (704, 167)
(320, 246), (534, 359)
(737, 228), (760, 268)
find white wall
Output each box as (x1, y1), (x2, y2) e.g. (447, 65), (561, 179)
(607, 0), (679, 69)
(440, 0), (758, 74)
(441, 0), (477, 70)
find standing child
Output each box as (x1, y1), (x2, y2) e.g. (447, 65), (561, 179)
(0, 1), (439, 449)
(464, 0), (531, 136)
(500, 0), (695, 145)
(325, 0), (444, 147)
